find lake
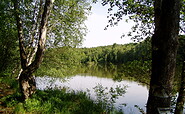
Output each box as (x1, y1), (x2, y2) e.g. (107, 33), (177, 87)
(36, 65), (149, 114)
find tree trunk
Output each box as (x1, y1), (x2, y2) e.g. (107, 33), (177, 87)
(175, 55), (185, 114)
(146, 0), (180, 114)
(19, 71), (36, 100)
(13, 0), (54, 100)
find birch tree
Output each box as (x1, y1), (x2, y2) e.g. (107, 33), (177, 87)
(13, 0), (54, 100)
(12, 0), (90, 100)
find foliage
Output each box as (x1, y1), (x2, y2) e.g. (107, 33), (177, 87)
(0, 76), (126, 114)
(36, 38), (152, 76)
(180, 0), (185, 33)
(0, 0), (19, 76)
(1, 88), (124, 114)
(93, 83), (127, 112)
(80, 38), (151, 64)
(0, 77), (19, 90)
(13, 0), (90, 49)
(96, 0), (154, 41)
(177, 35), (185, 65)
(96, 0), (185, 41)
(0, 77), (21, 108)
(119, 60), (151, 85)
(0, 0), (90, 78)
(36, 36), (184, 86)
(48, 0), (91, 47)
(81, 43), (137, 64)
(36, 43), (137, 76)
(36, 47), (85, 77)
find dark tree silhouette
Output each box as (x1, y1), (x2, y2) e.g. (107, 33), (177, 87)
(147, 0), (180, 113)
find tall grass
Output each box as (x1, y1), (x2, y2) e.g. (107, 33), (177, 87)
(0, 76), (124, 114)
(13, 89), (106, 113)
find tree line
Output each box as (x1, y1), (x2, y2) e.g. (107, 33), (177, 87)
(36, 36), (184, 78)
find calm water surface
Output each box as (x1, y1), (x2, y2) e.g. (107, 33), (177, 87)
(36, 74), (148, 114)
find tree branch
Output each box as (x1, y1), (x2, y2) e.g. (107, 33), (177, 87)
(27, 0), (43, 65)
(13, 0), (27, 69)
(28, 0), (54, 73)
(180, 26), (185, 33)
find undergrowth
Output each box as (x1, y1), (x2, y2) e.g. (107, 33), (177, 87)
(0, 77), (124, 114)
(2, 89), (124, 114)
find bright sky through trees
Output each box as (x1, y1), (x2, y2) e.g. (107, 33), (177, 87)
(83, 2), (134, 48)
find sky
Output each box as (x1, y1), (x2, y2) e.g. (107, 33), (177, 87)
(82, 2), (134, 48)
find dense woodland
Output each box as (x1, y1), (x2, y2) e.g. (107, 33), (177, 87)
(36, 36), (184, 78)
(2, 35), (184, 78)
(36, 39), (150, 76)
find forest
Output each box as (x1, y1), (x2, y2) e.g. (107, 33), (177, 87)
(1, 0), (185, 114)
(37, 35), (184, 77)
(36, 38), (150, 75)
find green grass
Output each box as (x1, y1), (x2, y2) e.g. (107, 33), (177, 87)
(0, 76), (124, 114)
(23, 89), (105, 114)
(0, 79), (123, 114)
(4, 89), (123, 114)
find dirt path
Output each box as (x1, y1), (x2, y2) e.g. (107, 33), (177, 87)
(0, 83), (15, 114)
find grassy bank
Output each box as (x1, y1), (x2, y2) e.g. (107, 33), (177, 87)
(0, 77), (123, 114)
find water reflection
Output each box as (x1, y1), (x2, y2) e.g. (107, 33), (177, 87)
(36, 75), (148, 114)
